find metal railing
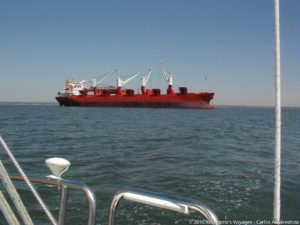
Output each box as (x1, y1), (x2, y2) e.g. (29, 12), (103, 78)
(1, 136), (218, 225)
(1, 136), (96, 225)
(10, 176), (96, 225)
(108, 188), (219, 225)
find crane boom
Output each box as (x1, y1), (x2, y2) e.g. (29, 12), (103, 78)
(160, 62), (173, 86)
(141, 68), (152, 87)
(97, 68), (117, 85)
(92, 68), (118, 87)
(117, 72), (140, 87)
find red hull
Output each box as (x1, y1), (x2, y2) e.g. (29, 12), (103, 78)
(56, 93), (214, 109)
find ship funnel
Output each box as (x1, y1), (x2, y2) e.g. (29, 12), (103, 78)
(45, 157), (70, 179)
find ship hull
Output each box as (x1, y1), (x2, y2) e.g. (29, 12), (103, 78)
(56, 93), (214, 109)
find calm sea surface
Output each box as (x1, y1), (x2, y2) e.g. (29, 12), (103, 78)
(0, 104), (299, 224)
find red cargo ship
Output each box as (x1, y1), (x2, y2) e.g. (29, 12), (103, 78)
(55, 64), (214, 109)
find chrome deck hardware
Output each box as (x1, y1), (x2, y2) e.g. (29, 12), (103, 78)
(8, 177), (220, 225)
(10, 175), (97, 225)
(108, 188), (219, 225)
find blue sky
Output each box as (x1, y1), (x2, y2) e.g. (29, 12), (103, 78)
(0, 0), (299, 106)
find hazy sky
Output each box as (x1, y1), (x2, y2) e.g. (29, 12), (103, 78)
(0, 0), (299, 106)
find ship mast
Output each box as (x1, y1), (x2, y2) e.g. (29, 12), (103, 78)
(141, 68), (152, 94)
(160, 61), (174, 94)
(273, 0), (282, 224)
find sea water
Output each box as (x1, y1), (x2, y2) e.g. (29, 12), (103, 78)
(0, 104), (299, 224)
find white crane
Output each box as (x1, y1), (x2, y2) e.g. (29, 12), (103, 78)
(160, 61), (173, 86)
(141, 68), (152, 87)
(91, 68), (118, 87)
(117, 72), (140, 87)
(160, 61), (175, 94)
(141, 68), (152, 95)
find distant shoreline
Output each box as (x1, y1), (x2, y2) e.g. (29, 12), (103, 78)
(0, 101), (57, 106)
